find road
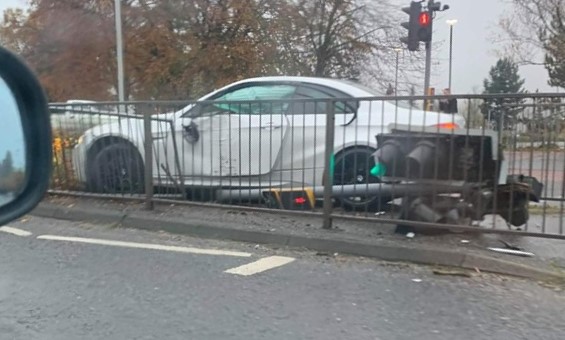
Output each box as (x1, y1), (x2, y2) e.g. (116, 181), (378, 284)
(1, 216), (564, 340)
(506, 150), (565, 199)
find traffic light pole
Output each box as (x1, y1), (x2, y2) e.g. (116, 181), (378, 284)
(423, 1), (433, 96)
(400, 0), (447, 96)
(424, 41), (432, 96)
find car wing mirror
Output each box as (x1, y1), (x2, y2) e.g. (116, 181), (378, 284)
(0, 46), (52, 226)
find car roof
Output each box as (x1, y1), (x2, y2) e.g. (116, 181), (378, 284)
(205, 76), (377, 99)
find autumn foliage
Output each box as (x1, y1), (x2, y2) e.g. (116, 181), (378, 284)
(1, 0), (403, 102)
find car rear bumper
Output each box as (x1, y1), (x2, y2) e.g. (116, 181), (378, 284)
(72, 142), (88, 183)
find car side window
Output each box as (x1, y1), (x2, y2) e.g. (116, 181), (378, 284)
(290, 84), (358, 115)
(189, 84), (297, 117)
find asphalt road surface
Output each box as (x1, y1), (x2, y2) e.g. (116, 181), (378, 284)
(507, 150), (565, 199)
(1, 216), (564, 340)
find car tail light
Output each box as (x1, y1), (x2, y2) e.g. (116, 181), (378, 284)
(434, 122), (459, 130)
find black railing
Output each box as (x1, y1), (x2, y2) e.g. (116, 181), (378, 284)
(48, 92), (565, 239)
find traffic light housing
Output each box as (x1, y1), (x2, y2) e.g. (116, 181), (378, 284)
(401, 1), (438, 50)
(417, 11), (433, 42)
(401, 1), (422, 51)
(372, 128), (500, 183)
(406, 140), (445, 178)
(373, 139), (405, 177)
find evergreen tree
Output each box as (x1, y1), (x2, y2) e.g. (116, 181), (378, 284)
(0, 151), (13, 178)
(482, 58), (526, 130)
(543, 8), (565, 89)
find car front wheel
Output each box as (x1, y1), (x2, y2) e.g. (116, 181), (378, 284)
(333, 146), (389, 211)
(87, 143), (145, 194)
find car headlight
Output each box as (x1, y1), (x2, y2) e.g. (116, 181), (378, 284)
(76, 132), (92, 147)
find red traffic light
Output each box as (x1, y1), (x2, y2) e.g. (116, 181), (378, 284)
(419, 12), (430, 26)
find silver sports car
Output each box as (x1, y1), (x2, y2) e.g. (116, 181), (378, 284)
(72, 76), (465, 209)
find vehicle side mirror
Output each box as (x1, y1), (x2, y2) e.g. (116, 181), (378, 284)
(0, 46), (52, 226)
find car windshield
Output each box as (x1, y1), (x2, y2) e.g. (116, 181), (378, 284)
(190, 84), (296, 116)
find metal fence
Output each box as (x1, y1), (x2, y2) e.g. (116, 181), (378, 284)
(48, 91), (565, 239)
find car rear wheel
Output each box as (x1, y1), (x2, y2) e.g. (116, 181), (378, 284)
(333, 146), (389, 211)
(87, 143), (144, 194)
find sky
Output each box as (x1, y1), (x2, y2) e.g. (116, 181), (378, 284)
(0, 76), (26, 169)
(0, 0), (554, 95)
(398, 0), (553, 94)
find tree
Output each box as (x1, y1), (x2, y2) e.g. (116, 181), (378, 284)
(0, 0), (118, 101)
(277, 0), (372, 78)
(0, 0), (413, 101)
(0, 8), (28, 53)
(543, 8), (565, 88)
(482, 58), (526, 130)
(496, 0), (565, 90)
(0, 151), (23, 193)
(274, 0), (424, 91)
(458, 87), (486, 129)
(496, 0), (563, 65)
(0, 151), (14, 178)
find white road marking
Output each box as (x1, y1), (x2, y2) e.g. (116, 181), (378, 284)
(36, 235), (252, 257)
(0, 226), (32, 237)
(225, 256), (295, 276)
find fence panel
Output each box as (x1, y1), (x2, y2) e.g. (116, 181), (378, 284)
(48, 92), (565, 239)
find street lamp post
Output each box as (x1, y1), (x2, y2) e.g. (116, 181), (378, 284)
(115, 0), (125, 102)
(394, 48), (402, 95)
(446, 19), (457, 91)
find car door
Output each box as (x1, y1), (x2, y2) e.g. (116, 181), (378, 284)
(281, 84), (358, 177)
(160, 83), (295, 183)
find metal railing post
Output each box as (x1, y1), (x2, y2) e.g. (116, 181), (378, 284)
(322, 100), (336, 229)
(143, 111), (154, 210)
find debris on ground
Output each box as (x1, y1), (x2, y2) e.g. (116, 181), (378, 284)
(315, 252), (338, 258)
(460, 240), (470, 244)
(499, 240), (523, 251)
(538, 281), (564, 292)
(488, 247), (535, 257)
(406, 232), (415, 239)
(432, 269), (473, 278)
(411, 278), (422, 283)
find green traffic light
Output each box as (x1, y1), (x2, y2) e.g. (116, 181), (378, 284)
(370, 163), (387, 177)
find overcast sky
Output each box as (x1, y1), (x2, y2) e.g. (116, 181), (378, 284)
(394, 0), (553, 94)
(0, 76), (26, 169)
(0, 0), (554, 94)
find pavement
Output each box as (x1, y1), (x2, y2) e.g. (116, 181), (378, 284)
(29, 195), (565, 281)
(1, 216), (564, 339)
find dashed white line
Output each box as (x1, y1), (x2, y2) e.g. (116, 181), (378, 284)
(0, 226), (32, 237)
(225, 256), (295, 276)
(36, 235), (252, 257)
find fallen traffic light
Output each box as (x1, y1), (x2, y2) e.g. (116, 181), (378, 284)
(372, 126), (500, 183)
(372, 139), (405, 177)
